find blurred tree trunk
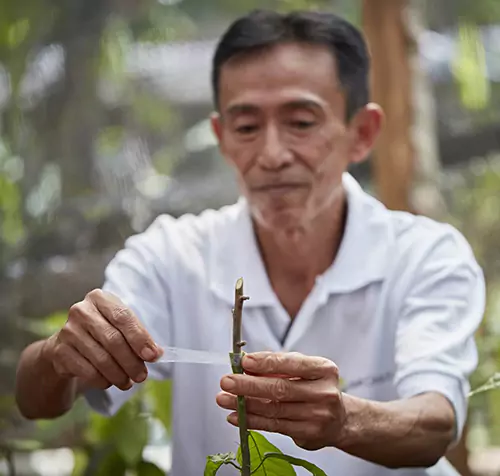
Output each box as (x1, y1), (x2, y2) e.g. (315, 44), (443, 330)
(53, 0), (111, 199)
(362, 0), (415, 213)
(405, 0), (448, 221)
(361, 0), (446, 217)
(362, 1), (471, 475)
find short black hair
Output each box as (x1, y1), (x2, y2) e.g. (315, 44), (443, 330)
(211, 9), (371, 121)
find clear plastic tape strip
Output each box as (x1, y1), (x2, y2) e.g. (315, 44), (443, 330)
(154, 345), (230, 366)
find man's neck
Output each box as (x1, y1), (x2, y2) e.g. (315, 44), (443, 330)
(253, 189), (348, 317)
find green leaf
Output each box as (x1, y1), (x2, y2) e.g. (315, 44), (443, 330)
(469, 373), (500, 397)
(452, 22), (490, 111)
(7, 18), (30, 48)
(0, 174), (24, 245)
(94, 451), (127, 476)
(86, 398), (149, 467)
(261, 453), (327, 476)
(204, 452), (238, 476)
(237, 431), (295, 475)
(71, 449), (88, 476)
(146, 379), (173, 433)
(136, 460), (165, 476)
(113, 409), (149, 467)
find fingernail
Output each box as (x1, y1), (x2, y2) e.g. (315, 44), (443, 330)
(217, 393), (232, 406)
(124, 379), (134, 390)
(221, 376), (236, 391)
(141, 345), (157, 361)
(135, 370), (148, 383)
(227, 413), (238, 425)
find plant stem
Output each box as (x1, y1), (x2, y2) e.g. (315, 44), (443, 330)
(6, 449), (16, 476)
(231, 278), (250, 476)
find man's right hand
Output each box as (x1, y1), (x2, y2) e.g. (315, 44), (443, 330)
(43, 289), (163, 392)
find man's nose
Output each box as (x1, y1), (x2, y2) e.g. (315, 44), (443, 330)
(257, 125), (293, 170)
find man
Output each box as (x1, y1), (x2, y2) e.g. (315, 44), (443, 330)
(15, 10), (484, 476)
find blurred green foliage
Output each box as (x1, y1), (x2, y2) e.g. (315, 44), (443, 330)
(443, 156), (500, 449)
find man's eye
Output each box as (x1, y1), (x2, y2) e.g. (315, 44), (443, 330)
(290, 121), (315, 130)
(236, 125), (258, 134)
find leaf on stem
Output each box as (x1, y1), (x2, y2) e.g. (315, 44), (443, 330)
(260, 453), (328, 476)
(237, 431), (295, 475)
(204, 452), (239, 476)
(469, 373), (500, 397)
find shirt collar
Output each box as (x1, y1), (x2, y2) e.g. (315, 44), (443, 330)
(208, 173), (391, 307)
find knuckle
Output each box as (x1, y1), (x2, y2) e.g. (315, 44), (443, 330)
(52, 344), (69, 368)
(93, 349), (112, 368)
(269, 417), (281, 433)
(68, 302), (85, 320)
(322, 359), (339, 378)
(323, 386), (341, 402)
(57, 326), (71, 343)
(311, 405), (330, 421)
(266, 400), (282, 419)
(272, 378), (290, 402)
(86, 288), (103, 301)
(103, 328), (124, 347)
(264, 352), (279, 371)
(110, 306), (132, 324)
(62, 320), (79, 338)
(328, 387), (341, 401)
(289, 352), (304, 372)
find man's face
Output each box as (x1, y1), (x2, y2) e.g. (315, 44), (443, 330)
(212, 42), (381, 231)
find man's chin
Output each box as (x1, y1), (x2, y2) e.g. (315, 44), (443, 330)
(252, 206), (307, 232)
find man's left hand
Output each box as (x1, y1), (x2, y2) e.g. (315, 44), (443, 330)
(216, 351), (345, 451)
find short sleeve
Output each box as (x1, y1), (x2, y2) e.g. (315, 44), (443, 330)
(83, 216), (174, 416)
(393, 227), (485, 445)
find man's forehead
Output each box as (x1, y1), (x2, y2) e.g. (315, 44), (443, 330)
(218, 43), (344, 114)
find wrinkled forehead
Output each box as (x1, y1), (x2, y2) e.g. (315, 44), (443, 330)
(218, 42), (346, 116)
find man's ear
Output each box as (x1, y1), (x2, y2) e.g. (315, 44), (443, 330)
(348, 103), (384, 165)
(210, 112), (223, 143)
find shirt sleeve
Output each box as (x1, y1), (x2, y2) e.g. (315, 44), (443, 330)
(393, 226), (485, 445)
(83, 216), (174, 416)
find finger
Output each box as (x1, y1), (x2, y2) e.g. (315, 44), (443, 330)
(77, 303), (148, 384)
(53, 342), (111, 390)
(244, 370), (292, 379)
(61, 322), (134, 391)
(226, 411), (309, 441)
(242, 352), (338, 381)
(217, 392), (325, 421)
(220, 374), (320, 402)
(87, 289), (162, 362)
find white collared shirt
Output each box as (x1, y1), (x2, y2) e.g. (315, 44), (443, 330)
(85, 173), (485, 476)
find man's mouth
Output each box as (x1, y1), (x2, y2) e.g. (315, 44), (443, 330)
(251, 183), (309, 192)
